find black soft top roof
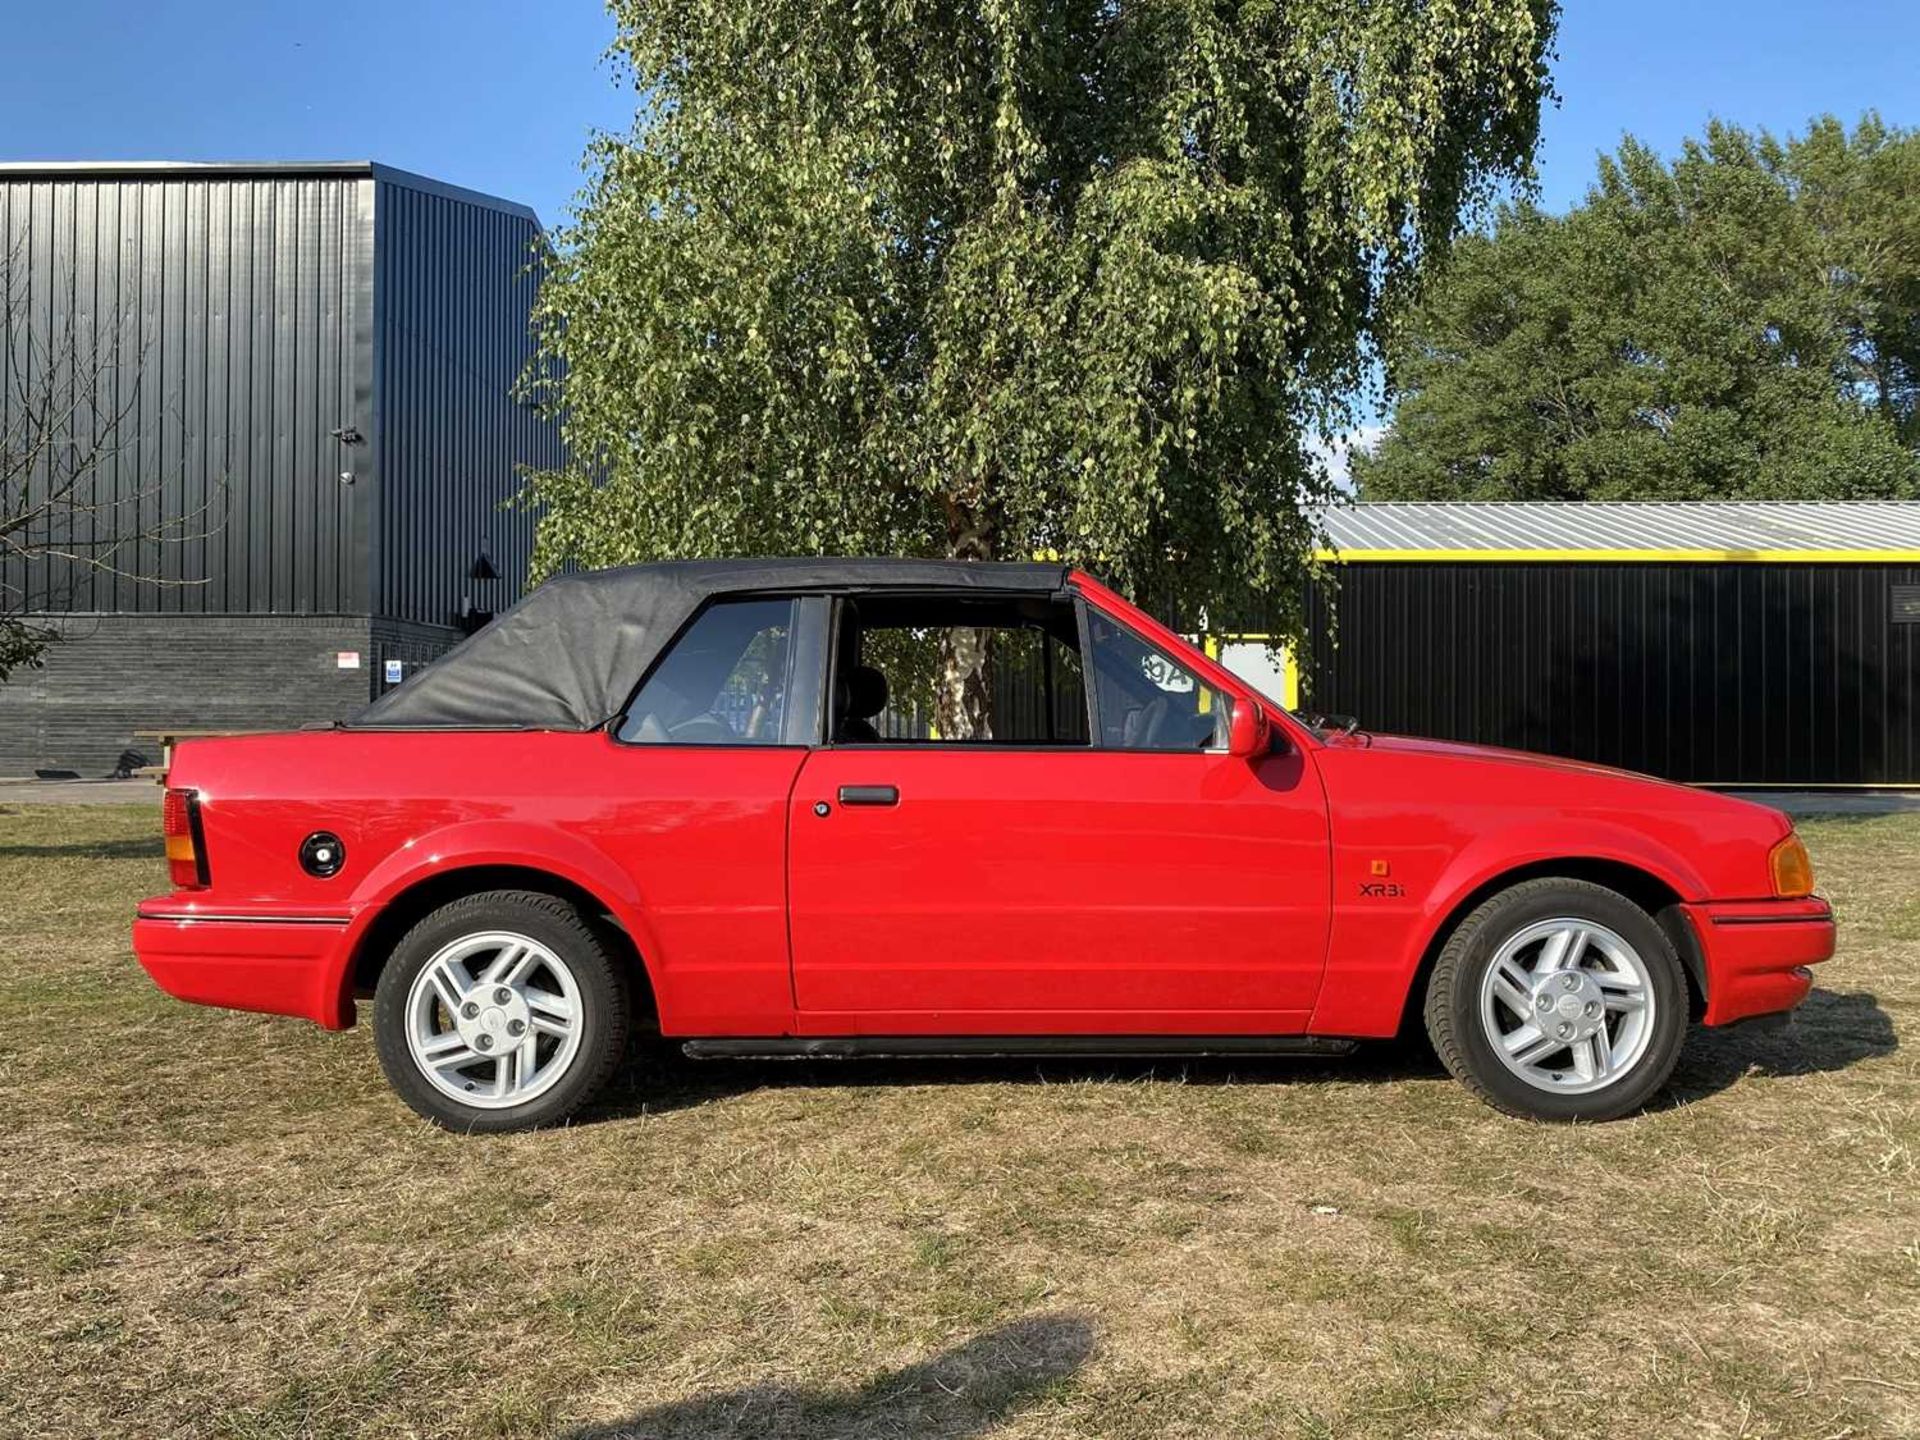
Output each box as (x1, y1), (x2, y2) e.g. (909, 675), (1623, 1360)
(348, 557), (1071, 731)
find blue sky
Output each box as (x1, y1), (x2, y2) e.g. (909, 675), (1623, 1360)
(4, 1), (1914, 231)
(1539, 2), (1919, 209)
(0, 2), (627, 228)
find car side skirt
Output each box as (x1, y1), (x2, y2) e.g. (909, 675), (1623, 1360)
(681, 1035), (1359, 1060)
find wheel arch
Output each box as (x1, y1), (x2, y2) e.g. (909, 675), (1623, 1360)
(342, 863), (660, 1032)
(1394, 856), (1708, 1037)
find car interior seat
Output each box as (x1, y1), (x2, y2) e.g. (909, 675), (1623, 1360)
(835, 665), (889, 743)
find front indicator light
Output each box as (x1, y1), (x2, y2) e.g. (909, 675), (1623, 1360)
(1769, 834), (1814, 898)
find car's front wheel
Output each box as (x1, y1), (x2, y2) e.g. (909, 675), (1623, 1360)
(1423, 878), (1688, 1121)
(373, 890), (631, 1132)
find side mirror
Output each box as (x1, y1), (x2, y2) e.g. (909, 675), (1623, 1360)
(1226, 696), (1269, 759)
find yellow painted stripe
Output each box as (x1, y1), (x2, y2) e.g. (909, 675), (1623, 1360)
(1316, 547), (1920, 564)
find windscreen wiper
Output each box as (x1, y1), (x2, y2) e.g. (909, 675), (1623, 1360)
(1296, 712), (1364, 739)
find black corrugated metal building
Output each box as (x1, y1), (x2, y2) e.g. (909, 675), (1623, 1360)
(0, 161), (560, 775)
(1286, 502), (1920, 787)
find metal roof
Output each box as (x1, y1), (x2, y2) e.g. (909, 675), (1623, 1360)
(1318, 501), (1920, 561)
(0, 160), (541, 226)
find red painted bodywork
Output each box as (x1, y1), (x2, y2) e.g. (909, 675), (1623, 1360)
(132, 572), (1834, 1041)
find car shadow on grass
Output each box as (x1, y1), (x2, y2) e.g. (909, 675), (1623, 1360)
(586, 988), (1895, 1122)
(1662, 987), (1898, 1105)
(566, 1312), (1093, 1440)
(591, 1041), (1438, 1122)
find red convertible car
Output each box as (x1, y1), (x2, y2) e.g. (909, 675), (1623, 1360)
(133, 560), (1833, 1130)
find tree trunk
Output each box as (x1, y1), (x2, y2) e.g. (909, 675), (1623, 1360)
(934, 505), (995, 740)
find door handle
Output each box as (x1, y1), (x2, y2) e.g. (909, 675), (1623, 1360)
(837, 784), (899, 807)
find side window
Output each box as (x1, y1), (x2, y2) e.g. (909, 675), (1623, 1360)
(1086, 609), (1228, 751)
(619, 598), (796, 744)
(833, 597), (1090, 745)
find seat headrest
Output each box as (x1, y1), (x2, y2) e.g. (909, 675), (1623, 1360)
(843, 664), (888, 720)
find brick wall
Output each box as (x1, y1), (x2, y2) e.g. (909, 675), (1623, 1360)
(0, 615), (451, 777)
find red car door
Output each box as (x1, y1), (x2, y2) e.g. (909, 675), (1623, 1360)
(785, 597), (1332, 1035)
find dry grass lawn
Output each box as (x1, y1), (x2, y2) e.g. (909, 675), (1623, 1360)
(2, 802), (1916, 1439)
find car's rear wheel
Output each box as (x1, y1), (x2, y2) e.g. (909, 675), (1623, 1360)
(1423, 878), (1688, 1121)
(373, 891), (630, 1132)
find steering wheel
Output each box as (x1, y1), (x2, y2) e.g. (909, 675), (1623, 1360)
(668, 712), (738, 743)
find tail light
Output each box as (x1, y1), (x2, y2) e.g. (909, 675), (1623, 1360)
(1769, 833), (1814, 898)
(162, 787), (210, 889)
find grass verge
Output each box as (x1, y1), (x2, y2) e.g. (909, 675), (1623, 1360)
(2, 804), (1915, 1438)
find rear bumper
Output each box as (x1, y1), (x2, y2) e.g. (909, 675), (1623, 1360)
(132, 907), (356, 1029)
(1684, 897), (1836, 1027)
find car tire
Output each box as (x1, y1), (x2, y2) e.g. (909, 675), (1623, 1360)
(373, 890), (631, 1133)
(1423, 878), (1688, 1122)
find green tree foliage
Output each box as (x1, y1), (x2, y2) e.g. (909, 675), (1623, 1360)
(1356, 115), (1920, 501)
(524, 0), (1558, 637)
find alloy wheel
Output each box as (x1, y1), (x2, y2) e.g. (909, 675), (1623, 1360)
(404, 930), (584, 1109)
(1477, 918), (1656, 1095)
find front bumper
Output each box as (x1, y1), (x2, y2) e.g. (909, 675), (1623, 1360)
(133, 906), (356, 1029)
(1683, 897), (1835, 1027)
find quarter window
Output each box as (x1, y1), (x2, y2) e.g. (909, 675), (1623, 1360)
(619, 599), (795, 744)
(1086, 610), (1228, 751)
